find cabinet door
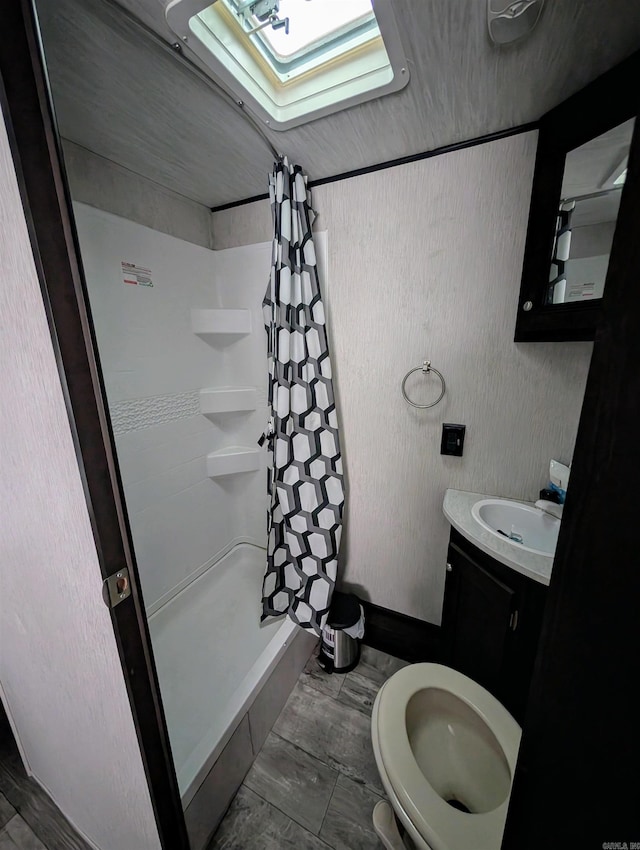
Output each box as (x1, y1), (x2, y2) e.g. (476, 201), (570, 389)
(444, 546), (516, 695)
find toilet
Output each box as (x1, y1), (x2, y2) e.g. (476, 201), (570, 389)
(371, 663), (521, 850)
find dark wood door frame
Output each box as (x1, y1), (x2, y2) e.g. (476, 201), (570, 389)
(0, 2), (189, 847)
(503, 124), (640, 845)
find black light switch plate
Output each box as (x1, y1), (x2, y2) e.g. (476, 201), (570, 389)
(441, 423), (466, 456)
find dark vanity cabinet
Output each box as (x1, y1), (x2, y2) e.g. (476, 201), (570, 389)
(442, 528), (548, 722)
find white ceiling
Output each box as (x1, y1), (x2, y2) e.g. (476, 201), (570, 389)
(35, 0), (640, 208)
(562, 118), (635, 198)
(562, 118), (635, 227)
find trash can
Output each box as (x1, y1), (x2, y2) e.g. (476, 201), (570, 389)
(317, 591), (364, 674)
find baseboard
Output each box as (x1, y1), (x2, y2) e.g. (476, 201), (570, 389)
(0, 682), (32, 777)
(0, 695), (101, 850)
(361, 601), (443, 664)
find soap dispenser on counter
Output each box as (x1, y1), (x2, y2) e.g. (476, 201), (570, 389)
(539, 459), (570, 504)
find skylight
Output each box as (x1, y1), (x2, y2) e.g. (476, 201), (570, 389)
(251, 0), (375, 61)
(165, 0), (409, 130)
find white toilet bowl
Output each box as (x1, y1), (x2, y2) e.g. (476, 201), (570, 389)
(371, 663), (521, 850)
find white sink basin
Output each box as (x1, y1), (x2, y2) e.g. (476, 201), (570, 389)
(471, 498), (560, 556)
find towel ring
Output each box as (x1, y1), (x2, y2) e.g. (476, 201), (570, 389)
(401, 360), (446, 409)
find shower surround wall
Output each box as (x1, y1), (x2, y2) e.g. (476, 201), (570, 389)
(73, 203), (270, 611)
(73, 203), (328, 614)
(211, 130), (594, 626)
(70, 202), (323, 845)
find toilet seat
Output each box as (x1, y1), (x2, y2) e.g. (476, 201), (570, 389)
(372, 664), (521, 850)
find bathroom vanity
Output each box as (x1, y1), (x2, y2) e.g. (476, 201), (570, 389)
(442, 490), (552, 722)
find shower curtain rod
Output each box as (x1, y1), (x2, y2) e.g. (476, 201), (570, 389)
(561, 185), (624, 204)
(90, 0), (281, 162)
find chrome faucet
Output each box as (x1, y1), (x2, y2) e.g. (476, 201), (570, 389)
(535, 499), (564, 519)
(497, 528), (524, 544)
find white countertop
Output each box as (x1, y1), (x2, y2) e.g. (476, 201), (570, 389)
(443, 489), (553, 586)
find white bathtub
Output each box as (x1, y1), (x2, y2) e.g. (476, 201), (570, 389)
(148, 542), (299, 808)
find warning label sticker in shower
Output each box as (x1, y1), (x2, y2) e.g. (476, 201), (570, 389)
(121, 261), (154, 287)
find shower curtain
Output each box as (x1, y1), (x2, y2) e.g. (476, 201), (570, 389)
(548, 200), (575, 304)
(260, 158), (344, 635)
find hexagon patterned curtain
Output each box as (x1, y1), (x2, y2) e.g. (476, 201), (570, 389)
(547, 199), (575, 305)
(260, 158), (344, 635)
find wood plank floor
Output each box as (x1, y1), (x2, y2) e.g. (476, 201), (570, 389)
(0, 708), (92, 850)
(208, 646), (407, 850)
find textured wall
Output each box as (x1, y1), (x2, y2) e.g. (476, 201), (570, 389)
(212, 132), (594, 624)
(0, 114), (161, 848)
(63, 140), (213, 248)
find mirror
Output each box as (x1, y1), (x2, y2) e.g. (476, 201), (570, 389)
(515, 50), (640, 342)
(546, 119), (635, 306)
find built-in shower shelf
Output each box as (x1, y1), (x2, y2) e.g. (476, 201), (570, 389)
(206, 447), (261, 478)
(191, 308), (251, 336)
(200, 387), (257, 414)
